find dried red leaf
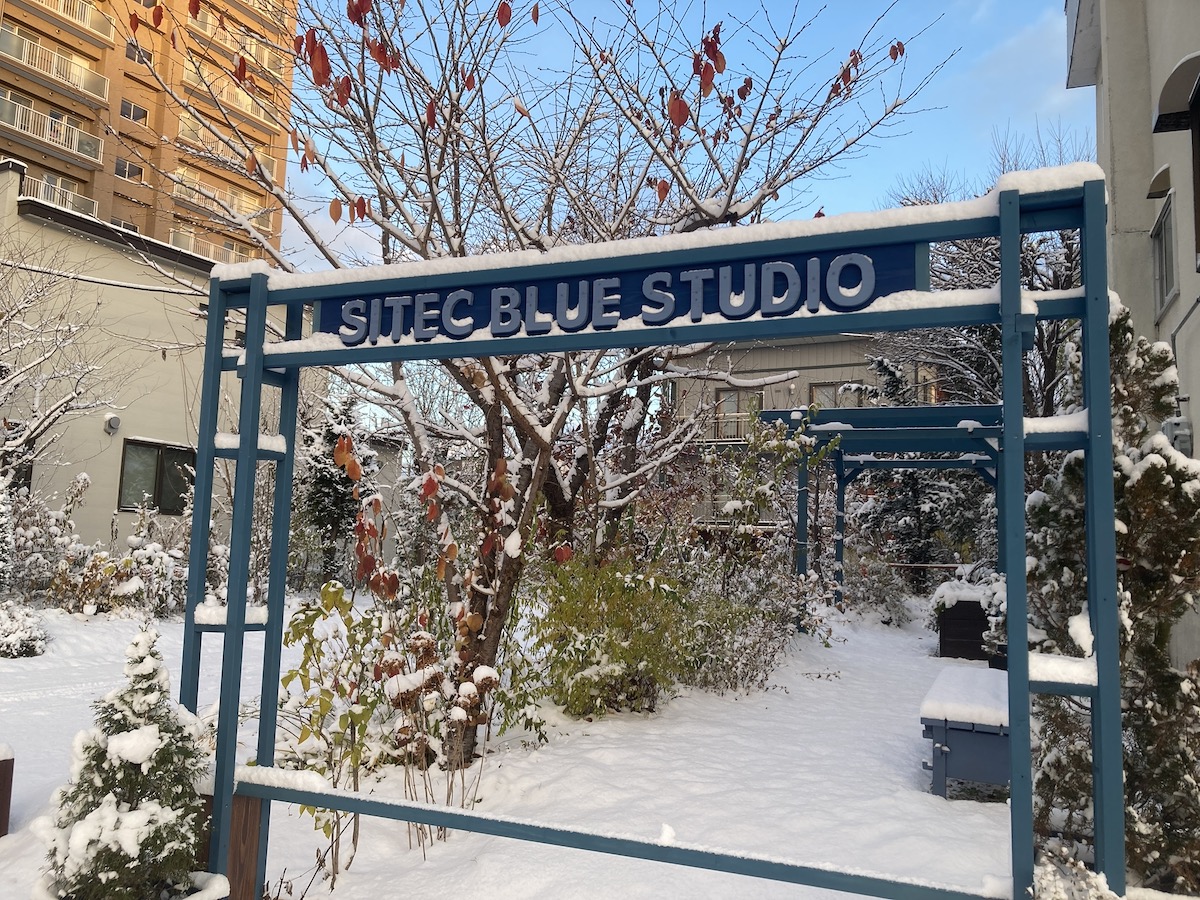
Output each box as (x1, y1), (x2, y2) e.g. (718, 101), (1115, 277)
(346, 458), (363, 482)
(464, 71), (476, 90)
(481, 532), (496, 556)
(233, 56), (248, 84)
(419, 474), (439, 501)
(700, 62), (715, 94)
(188, 0), (199, 19)
(554, 544), (573, 564)
(714, 50), (726, 74)
(294, 34), (304, 57)
(355, 196), (367, 219)
(692, 52), (702, 76)
(333, 434), (351, 466)
(497, 0), (511, 27)
(667, 91), (689, 128)
(531, 3), (538, 24)
(425, 99), (436, 127)
(152, 5), (163, 28)
(335, 74), (351, 106)
(129, 13), (139, 33)
(896, 40), (905, 57)
(889, 43), (898, 62)
(310, 42), (332, 87)
(656, 178), (668, 203)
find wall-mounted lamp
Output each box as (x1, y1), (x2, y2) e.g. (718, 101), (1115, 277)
(103, 414), (121, 435)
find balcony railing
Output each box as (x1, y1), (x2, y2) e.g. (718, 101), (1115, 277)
(709, 412), (757, 442)
(170, 229), (258, 265)
(22, 179), (97, 217)
(184, 69), (273, 122)
(0, 97), (103, 161)
(178, 127), (277, 181)
(0, 29), (108, 101)
(191, 15), (287, 76)
(172, 175), (272, 228)
(25, 0), (113, 40)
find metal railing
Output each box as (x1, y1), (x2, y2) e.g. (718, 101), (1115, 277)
(172, 174), (273, 228)
(183, 69), (273, 122)
(25, 0), (113, 40)
(0, 97), (103, 160)
(170, 229), (258, 264)
(177, 126), (278, 181)
(22, 179), (97, 216)
(0, 29), (108, 100)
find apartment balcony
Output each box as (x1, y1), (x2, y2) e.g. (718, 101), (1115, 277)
(24, 0), (113, 41)
(172, 175), (273, 228)
(22, 178), (97, 217)
(177, 128), (278, 181)
(0, 97), (103, 161)
(708, 412), (757, 442)
(170, 229), (258, 265)
(183, 69), (273, 122)
(0, 29), (108, 101)
(190, 15), (286, 77)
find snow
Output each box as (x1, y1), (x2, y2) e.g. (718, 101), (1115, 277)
(214, 164), (1105, 294)
(1024, 409), (1089, 435)
(213, 431), (289, 454)
(105, 724), (162, 768)
(930, 579), (989, 612)
(1027, 653), (1098, 687)
(0, 612), (1015, 898)
(193, 603), (270, 626)
(919, 666), (1008, 728)
(0, 743), (12, 761)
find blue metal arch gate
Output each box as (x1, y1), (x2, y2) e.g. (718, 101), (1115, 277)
(181, 173), (1122, 899)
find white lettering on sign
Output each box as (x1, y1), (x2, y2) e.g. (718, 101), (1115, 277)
(336, 254), (879, 345)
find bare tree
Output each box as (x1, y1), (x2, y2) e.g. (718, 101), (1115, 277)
(114, 0), (944, 766)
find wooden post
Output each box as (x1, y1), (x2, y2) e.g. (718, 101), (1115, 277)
(0, 746), (13, 837)
(200, 793), (262, 900)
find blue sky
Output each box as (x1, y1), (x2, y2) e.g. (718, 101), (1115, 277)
(797, 0), (1095, 214)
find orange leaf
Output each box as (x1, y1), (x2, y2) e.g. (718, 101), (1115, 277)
(446, 542), (459, 561)
(346, 458), (363, 482)
(700, 62), (715, 94)
(531, 2), (539, 24)
(497, 0), (511, 27)
(333, 434), (352, 466)
(290, 128), (300, 153)
(152, 4), (163, 28)
(328, 197), (342, 223)
(656, 178), (668, 203)
(434, 463), (446, 478)
(464, 72), (476, 91)
(425, 99), (436, 127)
(436, 556), (446, 580)
(245, 151), (258, 178)
(714, 50), (726, 74)
(419, 474), (439, 501)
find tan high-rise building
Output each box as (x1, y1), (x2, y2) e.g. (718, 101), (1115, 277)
(0, 0), (291, 264)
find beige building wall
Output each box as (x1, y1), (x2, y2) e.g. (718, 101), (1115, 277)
(0, 158), (219, 544)
(1066, 0), (1200, 663)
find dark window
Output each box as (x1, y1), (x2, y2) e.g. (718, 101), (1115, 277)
(120, 99), (148, 125)
(125, 40), (151, 65)
(114, 158), (143, 181)
(118, 439), (194, 514)
(110, 217), (139, 233)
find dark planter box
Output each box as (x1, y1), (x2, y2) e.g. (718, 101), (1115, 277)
(937, 600), (989, 660)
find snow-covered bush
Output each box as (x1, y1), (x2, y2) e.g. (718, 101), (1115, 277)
(0, 480), (13, 594)
(0, 598), (47, 657)
(532, 561), (683, 717)
(1028, 305), (1200, 890)
(10, 476), (92, 600)
(1032, 848), (1118, 900)
(843, 547), (912, 626)
(37, 628), (208, 900)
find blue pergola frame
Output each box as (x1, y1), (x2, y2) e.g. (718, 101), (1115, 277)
(181, 177), (1123, 900)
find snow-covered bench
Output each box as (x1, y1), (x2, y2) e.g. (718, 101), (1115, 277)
(920, 667), (1009, 798)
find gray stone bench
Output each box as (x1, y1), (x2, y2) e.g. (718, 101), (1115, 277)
(920, 666), (1009, 798)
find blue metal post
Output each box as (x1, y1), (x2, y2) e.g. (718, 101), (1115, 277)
(997, 189), (1035, 894)
(208, 272), (271, 876)
(181, 278), (228, 712)
(834, 451), (846, 603)
(253, 302), (305, 889)
(796, 460), (809, 574)
(1080, 179), (1125, 893)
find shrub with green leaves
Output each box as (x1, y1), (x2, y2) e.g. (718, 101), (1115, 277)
(533, 561), (684, 717)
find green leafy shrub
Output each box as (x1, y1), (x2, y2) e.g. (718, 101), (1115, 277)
(533, 561), (683, 717)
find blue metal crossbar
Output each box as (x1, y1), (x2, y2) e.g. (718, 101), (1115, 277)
(233, 779), (994, 900)
(182, 173), (1125, 899)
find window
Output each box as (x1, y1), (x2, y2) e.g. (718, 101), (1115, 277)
(120, 99), (149, 125)
(118, 440), (194, 514)
(110, 217), (139, 232)
(125, 39), (151, 65)
(713, 389), (763, 440)
(809, 382), (864, 409)
(1152, 196), (1178, 314)
(114, 158), (143, 182)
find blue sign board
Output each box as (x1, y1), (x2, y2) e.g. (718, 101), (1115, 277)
(314, 242), (919, 347)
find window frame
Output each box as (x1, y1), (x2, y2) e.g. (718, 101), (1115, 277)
(114, 157), (144, 183)
(125, 39), (152, 65)
(808, 381), (864, 410)
(119, 98), (149, 125)
(1152, 193), (1179, 318)
(117, 439), (195, 515)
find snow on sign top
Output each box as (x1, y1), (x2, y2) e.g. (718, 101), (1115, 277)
(213, 162), (1103, 350)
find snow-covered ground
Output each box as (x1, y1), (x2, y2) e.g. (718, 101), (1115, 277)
(0, 610), (1013, 899)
